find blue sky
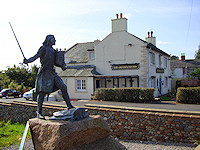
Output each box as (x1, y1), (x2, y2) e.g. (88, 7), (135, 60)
(0, 0), (199, 70)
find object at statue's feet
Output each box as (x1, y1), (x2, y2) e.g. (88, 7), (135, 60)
(49, 107), (89, 121)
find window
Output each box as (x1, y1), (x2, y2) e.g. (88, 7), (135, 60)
(150, 52), (155, 65)
(151, 77), (155, 88)
(164, 57), (167, 68)
(89, 52), (95, 60)
(159, 55), (162, 67)
(76, 80), (86, 91)
(164, 77), (168, 87)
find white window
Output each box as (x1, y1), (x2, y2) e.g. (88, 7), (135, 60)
(76, 80), (86, 91)
(151, 77), (155, 88)
(164, 57), (167, 68)
(164, 77), (168, 87)
(89, 52), (95, 60)
(150, 52), (155, 65)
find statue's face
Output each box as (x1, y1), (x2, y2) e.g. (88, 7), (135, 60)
(50, 36), (56, 45)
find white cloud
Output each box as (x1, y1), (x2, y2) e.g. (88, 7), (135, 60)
(157, 41), (170, 46)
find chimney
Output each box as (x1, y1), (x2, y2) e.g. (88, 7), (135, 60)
(112, 13), (127, 32)
(181, 53), (185, 61)
(145, 31), (156, 46)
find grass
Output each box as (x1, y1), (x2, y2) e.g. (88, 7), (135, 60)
(0, 120), (31, 149)
(159, 96), (173, 101)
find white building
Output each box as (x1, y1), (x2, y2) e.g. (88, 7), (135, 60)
(59, 13), (171, 99)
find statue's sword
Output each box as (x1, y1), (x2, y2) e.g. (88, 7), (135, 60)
(9, 22), (26, 59)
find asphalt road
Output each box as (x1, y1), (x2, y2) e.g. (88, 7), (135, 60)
(1, 97), (200, 113)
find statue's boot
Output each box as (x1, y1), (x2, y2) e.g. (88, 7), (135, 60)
(36, 111), (45, 119)
(37, 92), (45, 119)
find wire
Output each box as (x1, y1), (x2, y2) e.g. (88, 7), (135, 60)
(185, 0), (193, 50)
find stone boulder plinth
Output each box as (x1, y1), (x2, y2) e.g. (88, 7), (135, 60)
(29, 115), (126, 150)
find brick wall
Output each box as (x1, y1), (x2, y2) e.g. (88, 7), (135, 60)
(0, 101), (199, 143)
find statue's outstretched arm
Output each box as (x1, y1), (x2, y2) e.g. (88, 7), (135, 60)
(24, 46), (45, 64)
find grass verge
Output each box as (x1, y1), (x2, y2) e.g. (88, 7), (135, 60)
(0, 120), (31, 149)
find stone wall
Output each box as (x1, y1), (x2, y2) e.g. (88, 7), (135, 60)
(0, 101), (199, 143)
(0, 101), (65, 123)
(86, 107), (200, 143)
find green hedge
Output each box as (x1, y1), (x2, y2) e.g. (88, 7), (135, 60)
(176, 87), (200, 104)
(94, 87), (155, 103)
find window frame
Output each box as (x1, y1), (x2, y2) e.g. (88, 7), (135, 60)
(76, 79), (86, 91)
(150, 52), (155, 65)
(89, 52), (95, 60)
(164, 57), (167, 68)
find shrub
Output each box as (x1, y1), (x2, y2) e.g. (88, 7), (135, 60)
(94, 87), (154, 103)
(176, 87), (200, 104)
(140, 88), (155, 102)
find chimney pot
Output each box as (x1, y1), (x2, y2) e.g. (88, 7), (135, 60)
(116, 14), (119, 19)
(151, 31), (153, 37)
(181, 53), (185, 61)
(120, 13), (123, 18)
(148, 32), (150, 38)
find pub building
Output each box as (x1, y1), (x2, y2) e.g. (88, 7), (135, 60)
(57, 13), (171, 99)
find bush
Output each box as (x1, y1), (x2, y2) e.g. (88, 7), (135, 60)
(94, 87), (154, 103)
(176, 87), (200, 104)
(140, 88), (155, 102)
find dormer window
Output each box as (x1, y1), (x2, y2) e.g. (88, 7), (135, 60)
(89, 52), (95, 60)
(87, 49), (95, 60)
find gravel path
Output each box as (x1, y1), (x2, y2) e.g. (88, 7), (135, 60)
(1, 139), (197, 150)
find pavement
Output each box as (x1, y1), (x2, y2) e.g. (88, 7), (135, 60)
(1, 97), (200, 115)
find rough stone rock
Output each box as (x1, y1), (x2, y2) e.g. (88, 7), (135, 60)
(70, 135), (127, 150)
(29, 115), (117, 150)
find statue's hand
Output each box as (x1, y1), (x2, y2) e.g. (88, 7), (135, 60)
(61, 65), (67, 71)
(23, 58), (28, 64)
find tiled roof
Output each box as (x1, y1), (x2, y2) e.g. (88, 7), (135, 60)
(170, 59), (200, 68)
(65, 42), (94, 63)
(59, 65), (101, 77)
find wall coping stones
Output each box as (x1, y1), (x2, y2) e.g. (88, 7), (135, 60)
(84, 104), (200, 117)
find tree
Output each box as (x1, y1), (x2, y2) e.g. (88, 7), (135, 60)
(2, 64), (39, 89)
(170, 55), (179, 60)
(189, 68), (200, 80)
(194, 45), (200, 59)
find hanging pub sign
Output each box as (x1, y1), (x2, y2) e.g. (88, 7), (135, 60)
(156, 68), (164, 73)
(111, 63), (140, 70)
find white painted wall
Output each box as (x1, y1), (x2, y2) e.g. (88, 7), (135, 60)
(95, 31), (145, 77)
(61, 76), (94, 100)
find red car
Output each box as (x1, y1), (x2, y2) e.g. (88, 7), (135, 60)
(0, 89), (21, 98)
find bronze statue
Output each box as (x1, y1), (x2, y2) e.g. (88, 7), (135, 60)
(24, 35), (74, 119)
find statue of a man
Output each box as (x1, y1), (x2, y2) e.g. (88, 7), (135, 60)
(24, 35), (74, 119)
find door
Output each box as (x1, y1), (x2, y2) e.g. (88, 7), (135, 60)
(96, 80), (100, 88)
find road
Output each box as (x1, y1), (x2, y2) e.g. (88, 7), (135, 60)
(1, 97), (200, 113)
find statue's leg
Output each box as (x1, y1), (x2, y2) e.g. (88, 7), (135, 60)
(37, 92), (45, 119)
(55, 76), (74, 109)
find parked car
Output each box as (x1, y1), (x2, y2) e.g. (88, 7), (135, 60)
(0, 89), (21, 98)
(23, 88), (36, 100)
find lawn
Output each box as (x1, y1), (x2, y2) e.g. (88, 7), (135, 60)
(0, 120), (31, 149)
